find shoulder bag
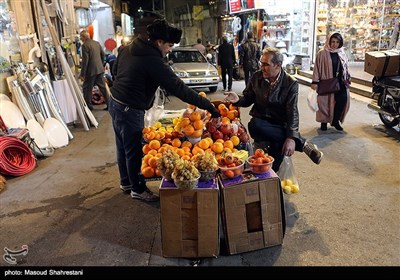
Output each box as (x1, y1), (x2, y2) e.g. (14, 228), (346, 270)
(317, 70), (340, 95)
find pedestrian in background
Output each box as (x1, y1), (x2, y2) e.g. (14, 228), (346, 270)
(311, 32), (351, 131)
(194, 38), (206, 55)
(224, 47), (324, 171)
(239, 31), (261, 87)
(217, 36), (236, 91)
(109, 19), (221, 202)
(79, 29), (109, 110)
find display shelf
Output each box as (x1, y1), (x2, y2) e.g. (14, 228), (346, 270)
(315, 0), (399, 62)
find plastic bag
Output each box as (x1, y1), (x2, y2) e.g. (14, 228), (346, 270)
(307, 88), (319, 112)
(277, 156), (299, 194)
(144, 87), (166, 127)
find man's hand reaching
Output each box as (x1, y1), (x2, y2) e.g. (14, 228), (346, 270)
(223, 91), (239, 103)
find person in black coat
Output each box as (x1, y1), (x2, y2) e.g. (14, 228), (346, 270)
(217, 36), (236, 91)
(109, 19), (221, 202)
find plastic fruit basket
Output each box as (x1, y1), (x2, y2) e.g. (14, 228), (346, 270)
(219, 161), (245, 179)
(172, 174), (200, 190)
(246, 155), (274, 174)
(199, 168), (218, 182)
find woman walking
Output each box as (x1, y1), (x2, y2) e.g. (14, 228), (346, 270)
(311, 33), (351, 131)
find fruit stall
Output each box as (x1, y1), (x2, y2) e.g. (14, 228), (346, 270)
(141, 91), (286, 257)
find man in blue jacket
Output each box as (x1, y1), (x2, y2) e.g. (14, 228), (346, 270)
(110, 19), (221, 202)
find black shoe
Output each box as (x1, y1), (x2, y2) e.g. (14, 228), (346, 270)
(103, 107), (108, 111)
(332, 122), (343, 131)
(303, 142), (323, 165)
(320, 123), (327, 131)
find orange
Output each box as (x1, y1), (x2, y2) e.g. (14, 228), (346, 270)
(142, 144), (151, 154)
(193, 119), (204, 130)
(204, 137), (213, 146)
(198, 139), (210, 150)
(182, 125), (195, 136)
(189, 111), (202, 122)
(211, 142), (224, 154)
(180, 117), (191, 127)
(192, 146), (205, 155)
(191, 129), (203, 138)
(142, 166), (155, 178)
(221, 117), (231, 124)
(176, 148), (185, 157)
(229, 104), (238, 111)
(226, 111), (236, 120)
(142, 127), (152, 134)
(198, 91), (207, 98)
(223, 140), (234, 150)
(148, 156), (158, 168)
(148, 140), (161, 150)
(143, 154), (152, 165)
(148, 149), (157, 156)
(230, 136), (240, 146)
(218, 103), (227, 111)
(171, 138), (182, 148)
(181, 141), (192, 148)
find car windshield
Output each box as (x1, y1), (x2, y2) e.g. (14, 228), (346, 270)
(169, 50), (207, 63)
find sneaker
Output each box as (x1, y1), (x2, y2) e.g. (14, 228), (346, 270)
(119, 185), (132, 192)
(303, 142), (323, 165)
(130, 189), (159, 202)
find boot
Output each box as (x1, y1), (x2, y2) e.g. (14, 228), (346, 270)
(320, 123), (327, 131)
(303, 142), (323, 165)
(331, 121), (343, 131)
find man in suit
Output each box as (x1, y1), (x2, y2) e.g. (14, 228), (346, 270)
(217, 36), (236, 91)
(79, 30), (109, 110)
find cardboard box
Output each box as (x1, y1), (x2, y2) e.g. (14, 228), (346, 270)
(364, 50), (400, 77)
(159, 179), (219, 258)
(219, 171), (286, 255)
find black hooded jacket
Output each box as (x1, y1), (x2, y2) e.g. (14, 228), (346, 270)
(110, 37), (218, 115)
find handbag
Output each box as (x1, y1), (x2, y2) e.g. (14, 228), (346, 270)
(317, 77), (340, 95)
(317, 70), (340, 95)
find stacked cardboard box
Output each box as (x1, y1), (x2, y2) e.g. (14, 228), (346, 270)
(364, 50), (400, 77)
(159, 179), (219, 258)
(219, 171), (286, 255)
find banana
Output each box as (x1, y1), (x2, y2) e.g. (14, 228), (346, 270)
(233, 150), (249, 160)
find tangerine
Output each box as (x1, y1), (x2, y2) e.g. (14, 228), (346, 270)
(142, 166), (155, 178)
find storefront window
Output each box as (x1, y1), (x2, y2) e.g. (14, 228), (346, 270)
(316, 0), (400, 62)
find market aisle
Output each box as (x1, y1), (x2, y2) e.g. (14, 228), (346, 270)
(0, 82), (399, 268)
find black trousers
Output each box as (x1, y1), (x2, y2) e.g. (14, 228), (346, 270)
(82, 73), (109, 109)
(221, 66), (233, 90)
(248, 117), (305, 172)
(333, 84), (348, 123)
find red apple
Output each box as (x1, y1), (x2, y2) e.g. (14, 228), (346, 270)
(220, 123), (232, 135)
(212, 130), (224, 140)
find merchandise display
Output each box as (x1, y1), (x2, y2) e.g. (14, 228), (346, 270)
(316, 0), (400, 62)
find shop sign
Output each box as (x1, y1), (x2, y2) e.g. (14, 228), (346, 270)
(229, 0), (256, 14)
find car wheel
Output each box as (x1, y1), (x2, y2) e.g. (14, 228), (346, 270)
(209, 86), (218, 93)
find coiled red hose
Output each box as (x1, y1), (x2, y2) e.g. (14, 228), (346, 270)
(0, 136), (36, 177)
